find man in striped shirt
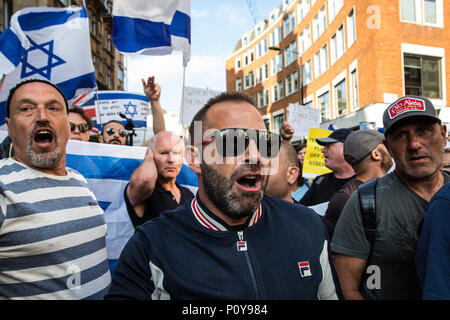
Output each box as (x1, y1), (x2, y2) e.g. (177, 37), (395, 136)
(0, 79), (111, 299)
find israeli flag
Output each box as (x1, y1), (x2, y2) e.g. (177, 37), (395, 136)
(66, 141), (145, 274)
(112, 0), (191, 67)
(65, 140), (198, 274)
(0, 6), (97, 125)
(75, 90), (150, 130)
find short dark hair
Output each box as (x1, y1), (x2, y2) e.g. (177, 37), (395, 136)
(68, 106), (93, 130)
(6, 79), (68, 118)
(101, 120), (124, 135)
(188, 91), (256, 145)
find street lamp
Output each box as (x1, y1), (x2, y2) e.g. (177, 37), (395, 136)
(269, 46), (304, 106)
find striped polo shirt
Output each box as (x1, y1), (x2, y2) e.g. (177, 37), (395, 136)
(0, 158), (111, 299)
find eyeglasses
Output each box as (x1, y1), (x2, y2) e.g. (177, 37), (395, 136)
(198, 128), (281, 158)
(106, 127), (126, 137)
(70, 122), (89, 133)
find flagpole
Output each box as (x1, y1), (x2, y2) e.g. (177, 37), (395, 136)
(181, 65), (186, 137)
(95, 89), (103, 130)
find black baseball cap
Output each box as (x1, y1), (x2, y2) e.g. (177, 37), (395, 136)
(383, 95), (440, 134)
(316, 128), (353, 146)
(344, 129), (385, 165)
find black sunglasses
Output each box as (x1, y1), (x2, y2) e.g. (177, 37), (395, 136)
(198, 128), (281, 158)
(70, 122), (89, 133)
(106, 127), (126, 137)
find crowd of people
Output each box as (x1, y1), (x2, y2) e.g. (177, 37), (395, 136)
(0, 76), (448, 300)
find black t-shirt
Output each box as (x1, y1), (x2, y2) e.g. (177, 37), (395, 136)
(124, 181), (194, 228)
(299, 172), (355, 206)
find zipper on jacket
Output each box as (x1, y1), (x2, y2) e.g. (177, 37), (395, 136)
(237, 230), (261, 299)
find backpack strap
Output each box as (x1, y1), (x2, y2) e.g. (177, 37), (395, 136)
(357, 178), (378, 260)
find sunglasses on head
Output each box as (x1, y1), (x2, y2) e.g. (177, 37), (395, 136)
(70, 122), (89, 133)
(198, 128), (281, 158)
(106, 127), (126, 137)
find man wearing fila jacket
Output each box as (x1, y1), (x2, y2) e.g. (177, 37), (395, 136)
(105, 92), (340, 300)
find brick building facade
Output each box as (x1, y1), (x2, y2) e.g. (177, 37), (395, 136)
(226, 0), (450, 139)
(0, 0), (124, 91)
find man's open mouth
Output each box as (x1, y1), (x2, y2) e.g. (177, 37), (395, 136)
(33, 129), (54, 148)
(236, 173), (262, 191)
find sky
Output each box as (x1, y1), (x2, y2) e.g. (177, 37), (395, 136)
(125, 0), (281, 126)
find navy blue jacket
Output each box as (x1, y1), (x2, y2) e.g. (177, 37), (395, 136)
(105, 195), (341, 300)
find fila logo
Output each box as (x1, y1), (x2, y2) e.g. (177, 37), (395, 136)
(298, 261), (312, 277)
(237, 241), (247, 252)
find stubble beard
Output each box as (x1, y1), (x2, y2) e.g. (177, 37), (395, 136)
(26, 129), (62, 169)
(200, 163), (267, 221)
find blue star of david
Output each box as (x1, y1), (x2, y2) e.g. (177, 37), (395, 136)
(20, 36), (65, 80)
(124, 101), (138, 118)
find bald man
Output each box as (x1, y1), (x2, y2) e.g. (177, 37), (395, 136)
(265, 141), (300, 202)
(124, 131), (194, 227)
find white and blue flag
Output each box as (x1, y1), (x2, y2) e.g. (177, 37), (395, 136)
(0, 5), (96, 125)
(65, 140), (198, 274)
(75, 90), (150, 131)
(112, 0), (191, 67)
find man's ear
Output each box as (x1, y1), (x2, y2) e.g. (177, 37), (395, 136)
(286, 165), (299, 185)
(5, 117), (10, 135)
(370, 148), (382, 161)
(185, 145), (201, 174)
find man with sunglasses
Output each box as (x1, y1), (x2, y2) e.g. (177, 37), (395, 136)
(106, 91), (340, 300)
(100, 120), (127, 145)
(68, 106), (93, 142)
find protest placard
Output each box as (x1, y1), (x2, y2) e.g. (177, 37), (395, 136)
(302, 127), (333, 179)
(181, 86), (221, 126)
(287, 103), (321, 138)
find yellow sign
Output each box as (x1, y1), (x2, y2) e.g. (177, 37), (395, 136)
(302, 127), (333, 176)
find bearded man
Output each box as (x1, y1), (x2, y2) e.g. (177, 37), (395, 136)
(0, 79), (110, 299)
(106, 92), (340, 300)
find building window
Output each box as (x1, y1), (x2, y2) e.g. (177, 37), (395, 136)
(1, 0), (11, 32)
(269, 26), (282, 47)
(118, 66), (124, 82)
(236, 78), (242, 91)
(256, 38), (268, 59)
(424, 0), (437, 24)
(243, 49), (255, 67)
(400, 0), (442, 26)
(328, 0), (343, 22)
(271, 54), (283, 76)
(401, 0), (417, 22)
(404, 54), (441, 99)
(318, 91), (331, 122)
(257, 64), (269, 83)
(257, 89), (270, 108)
(347, 9), (356, 48)
(331, 25), (345, 64)
(314, 44), (329, 77)
(298, 24), (311, 54)
(235, 56), (241, 71)
(283, 11), (296, 38)
(285, 40), (298, 66)
(313, 5), (327, 41)
(272, 80), (285, 103)
(286, 71), (299, 96)
(302, 59), (313, 85)
(264, 118), (271, 130)
(350, 69), (359, 110)
(335, 79), (347, 116)
(297, 0), (310, 23)
(273, 113), (284, 134)
(244, 71), (255, 90)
